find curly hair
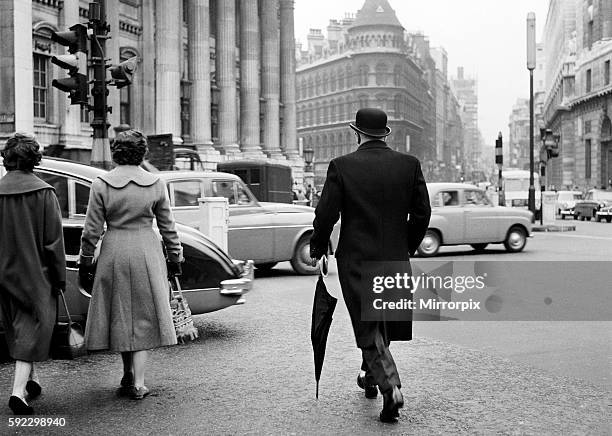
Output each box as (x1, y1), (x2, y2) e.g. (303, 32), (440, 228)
(111, 129), (148, 165)
(1, 132), (43, 171)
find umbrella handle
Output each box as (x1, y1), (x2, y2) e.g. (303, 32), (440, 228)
(319, 255), (329, 278)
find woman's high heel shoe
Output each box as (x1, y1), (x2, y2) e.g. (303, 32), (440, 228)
(25, 380), (42, 399)
(9, 396), (34, 415)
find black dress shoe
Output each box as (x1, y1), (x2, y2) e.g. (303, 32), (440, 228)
(9, 396), (34, 415)
(25, 380), (42, 399)
(379, 386), (404, 423)
(357, 374), (378, 399)
(117, 372), (135, 396)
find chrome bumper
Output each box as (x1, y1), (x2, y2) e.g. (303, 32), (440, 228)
(221, 260), (254, 296)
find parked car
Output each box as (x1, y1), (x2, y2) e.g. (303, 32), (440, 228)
(595, 205), (612, 222)
(0, 157), (253, 327)
(574, 189), (612, 221)
(417, 183), (533, 257)
(156, 171), (340, 275)
(555, 190), (583, 217)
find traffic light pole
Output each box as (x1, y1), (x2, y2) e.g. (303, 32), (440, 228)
(89, 0), (112, 170)
(528, 68), (536, 218)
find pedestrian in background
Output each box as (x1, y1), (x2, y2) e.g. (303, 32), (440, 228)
(0, 133), (66, 415)
(79, 130), (183, 400)
(310, 108), (431, 422)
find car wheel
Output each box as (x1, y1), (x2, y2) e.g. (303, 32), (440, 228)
(579, 215), (585, 221)
(607, 217), (612, 223)
(471, 243), (488, 252)
(597, 215), (604, 223)
(417, 230), (441, 257)
(290, 235), (318, 275)
(586, 216), (592, 221)
(255, 262), (277, 271)
(504, 226), (527, 253)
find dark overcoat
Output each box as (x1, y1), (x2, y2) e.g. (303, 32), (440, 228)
(81, 166), (182, 352)
(310, 140), (431, 348)
(0, 170), (66, 361)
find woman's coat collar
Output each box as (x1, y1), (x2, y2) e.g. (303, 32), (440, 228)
(98, 165), (159, 188)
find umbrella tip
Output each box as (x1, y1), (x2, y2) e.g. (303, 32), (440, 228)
(316, 381), (319, 399)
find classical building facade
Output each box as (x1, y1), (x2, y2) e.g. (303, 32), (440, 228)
(542, 0), (612, 189)
(295, 0), (438, 186)
(0, 0), (304, 176)
(507, 98), (531, 170)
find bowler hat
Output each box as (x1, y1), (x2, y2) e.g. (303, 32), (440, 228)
(349, 108), (391, 138)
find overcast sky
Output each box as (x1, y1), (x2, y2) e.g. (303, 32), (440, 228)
(294, 0), (549, 149)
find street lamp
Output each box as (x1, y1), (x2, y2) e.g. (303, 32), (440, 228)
(527, 12), (537, 219)
(303, 146), (314, 172)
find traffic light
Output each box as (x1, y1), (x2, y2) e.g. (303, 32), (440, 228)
(51, 23), (88, 105)
(109, 57), (138, 89)
(495, 132), (503, 166)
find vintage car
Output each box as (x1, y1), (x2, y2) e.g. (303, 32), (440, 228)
(555, 190), (583, 218)
(595, 205), (612, 222)
(156, 171), (339, 275)
(417, 183), (533, 257)
(0, 157), (253, 326)
(573, 189), (612, 221)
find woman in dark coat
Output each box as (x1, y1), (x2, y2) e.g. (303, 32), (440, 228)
(0, 133), (66, 415)
(79, 130), (183, 400)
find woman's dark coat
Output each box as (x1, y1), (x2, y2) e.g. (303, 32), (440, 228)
(0, 170), (66, 361)
(310, 140), (431, 348)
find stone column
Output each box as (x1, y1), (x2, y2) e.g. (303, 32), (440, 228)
(260, 0), (283, 158)
(155, 0), (182, 143)
(0, 0), (33, 136)
(279, 0), (300, 159)
(239, 0), (264, 156)
(188, 0), (215, 153)
(216, 0), (240, 153)
(141, 0), (156, 134)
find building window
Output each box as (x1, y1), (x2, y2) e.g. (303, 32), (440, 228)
(33, 54), (49, 120)
(120, 86), (131, 126)
(376, 63), (388, 86)
(585, 139), (591, 179)
(586, 69), (592, 92)
(605, 60), (610, 86)
(358, 65), (369, 86)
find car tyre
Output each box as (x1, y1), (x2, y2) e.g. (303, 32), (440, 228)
(290, 235), (319, 275)
(503, 226), (527, 253)
(417, 230), (441, 257)
(471, 243), (488, 252)
(606, 217), (612, 223)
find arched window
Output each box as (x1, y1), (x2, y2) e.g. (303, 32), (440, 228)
(330, 71), (336, 92)
(394, 95), (402, 116)
(376, 63), (388, 86)
(323, 104), (329, 124)
(308, 77), (314, 97)
(315, 74), (322, 95)
(338, 68), (344, 90)
(322, 72), (328, 94)
(346, 64), (353, 87)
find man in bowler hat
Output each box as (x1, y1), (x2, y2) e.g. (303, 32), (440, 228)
(310, 108), (431, 422)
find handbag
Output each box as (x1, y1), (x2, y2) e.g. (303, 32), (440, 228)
(50, 289), (87, 360)
(169, 276), (199, 344)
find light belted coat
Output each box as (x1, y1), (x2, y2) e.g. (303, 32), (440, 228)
(81, 165), (183, 352)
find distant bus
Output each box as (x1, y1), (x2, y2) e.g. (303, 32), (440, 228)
(502, 169), (541, 210)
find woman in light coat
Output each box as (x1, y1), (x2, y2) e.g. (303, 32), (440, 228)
(0, 133), (66, 415)
(80, 130), (183, 400)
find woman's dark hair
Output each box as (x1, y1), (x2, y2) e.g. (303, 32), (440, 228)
(111, 129), (148, 165)
(1, 132), (43, 171)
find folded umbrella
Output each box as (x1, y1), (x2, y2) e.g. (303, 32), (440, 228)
(311, 255), (337, 399)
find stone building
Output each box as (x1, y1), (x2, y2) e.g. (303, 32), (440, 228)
(450, 66), (480, 176)
(508, 98), (531, 170)
(295, 0), (437, 186)
(0, 0), (304, 176)
(542, 0), (612, 189)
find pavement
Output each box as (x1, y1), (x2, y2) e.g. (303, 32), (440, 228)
(1, 260), (610, 435)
